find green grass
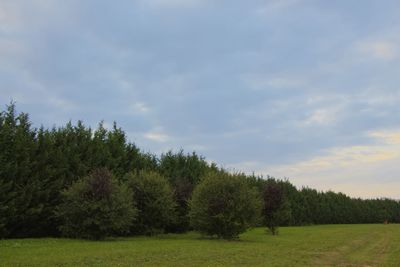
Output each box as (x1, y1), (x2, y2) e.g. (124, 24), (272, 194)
(1, 224), (400, 267)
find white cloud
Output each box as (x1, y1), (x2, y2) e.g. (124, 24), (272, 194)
(263, 130), (400, 198)
(0, 1), (62, 32)
(131, 102), (150, 114)
(102, 121), (113, 130)
(141, 0), (204, 9)
(369, 130), (400, 145)
(256, 0), (301, 16)
(226, 161), (263, 173)
(357, 41), (398, 60)
(0, 2), (23, 32)
(143, 130), (169, 142)
(185, 144), (208, 152)
(331, 182), (400, 200)
(0, 39), (26, 62)
(223, 129), (400, 198)
(2, 68), (78, 112)
(242, 73), (306, 91)
(303, 108), (338, 126)
(46, 95), (77, 111)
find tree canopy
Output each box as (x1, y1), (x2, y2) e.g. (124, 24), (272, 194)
(1, 103), (399, 239)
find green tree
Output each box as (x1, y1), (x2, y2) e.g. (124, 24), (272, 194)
(0, 177), (14, 237)
(189, 172), (261, 239)
(2, 103), (400, 238)
(262, 181), (291, 235)
(159, 150), (214, 232)
(56, 168), (136, 240)
(0, 103), (43, 237)
(125, 171), (176, 235)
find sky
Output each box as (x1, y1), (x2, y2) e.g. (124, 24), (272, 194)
(1, 0), (400, 199)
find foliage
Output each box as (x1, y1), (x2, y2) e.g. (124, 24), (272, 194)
(189, 172), (261, 239)
(56, 168), (136, 240)
(125, 170), (176, 235)
(0, 104), (43, 237)
(262, 181), (291, 235)
(1, 103), (400, 239)
(159, 150), (216, 232)
(0, 103), (159, 238)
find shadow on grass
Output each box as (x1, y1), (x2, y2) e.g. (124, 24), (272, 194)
(55, 228), (281, 244)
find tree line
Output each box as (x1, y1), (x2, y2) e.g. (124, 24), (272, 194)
(1, 103), (399, 239)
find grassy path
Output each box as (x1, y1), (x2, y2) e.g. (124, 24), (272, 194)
(1, 224), (399, 266)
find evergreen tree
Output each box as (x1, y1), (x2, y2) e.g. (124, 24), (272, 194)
(1, 103), (400, 238)
(159, 150), (214, 232)
(0, 104), (42, 237)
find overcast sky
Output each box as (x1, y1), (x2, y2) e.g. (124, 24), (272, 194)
(1, 0), (400, 198)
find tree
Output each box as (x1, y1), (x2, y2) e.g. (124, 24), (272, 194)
(159, 150), (214, 232)
(56, 168), (136, 240)
(2, 103), (400, 238)
(262, 181), (291, 235)
(189, 172), (261, 239)
(0, 177), (14, 237)
(0, 103), (43, 237)
(125, 171), (176, 235)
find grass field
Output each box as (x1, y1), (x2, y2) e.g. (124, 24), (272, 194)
(1, 224), (399, 267)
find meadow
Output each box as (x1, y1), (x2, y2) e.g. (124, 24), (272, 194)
(1, 224), (399, 267)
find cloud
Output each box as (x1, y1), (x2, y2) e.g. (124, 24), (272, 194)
(46, 96), (78, 111)
(1, 68), (77, 112)
(262, 130), (400, 198)
(130, 102), (150, 114)
(332, 182), (400, 200)
(2, 0), (400, 199)
(184, 144), (208, 152)
(0, 3), (18, 32)
(242, 73), (306, 91)
(303, 108), (338, 126)
(357, 41), (398, 60)
(0, 0), (67, 32)
(0, 39), (26, 62)
(369, 130), (400, 145)
(140, 0), (204, 9)
(143, 130), (170, 143)
(226, 160), (263, 173)
(256, 0), (301, 16)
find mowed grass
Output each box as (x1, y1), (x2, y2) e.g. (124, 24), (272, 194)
(1, 224), (400, 267)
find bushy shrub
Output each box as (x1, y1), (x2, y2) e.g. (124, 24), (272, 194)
(262, 182), (291, 235)
(189, 172), (261, 239)
(56, 168), (136, 240)
(159, 150), (213, 233)
(125, 171), (176, 235)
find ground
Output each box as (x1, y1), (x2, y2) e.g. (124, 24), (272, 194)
(1, 224), (399, 266)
